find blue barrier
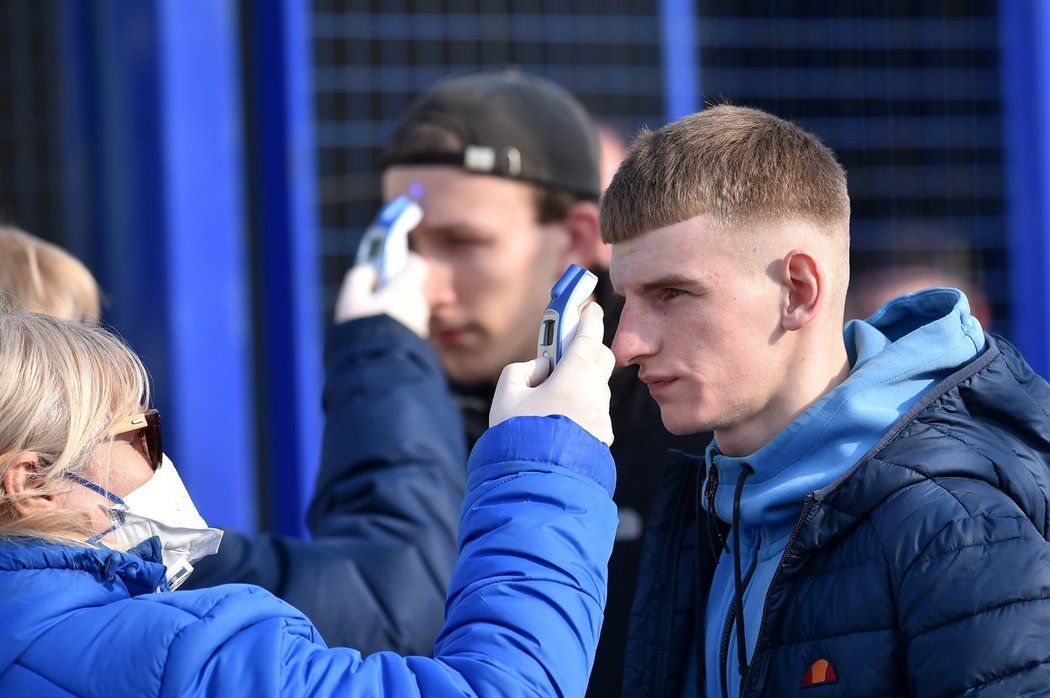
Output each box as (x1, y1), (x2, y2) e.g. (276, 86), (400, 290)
(1000, 0), (1050, 378)
(59, 0), (258, 530)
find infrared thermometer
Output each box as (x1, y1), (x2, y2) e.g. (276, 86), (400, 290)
(537, 264), (599, 374)
(355, 195), (423, 287)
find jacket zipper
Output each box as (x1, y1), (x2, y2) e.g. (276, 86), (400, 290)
(708, 460), (763, 698)
(695, 462), (709, 698)
(705, 463), (735, 698)
(705, 464), (719, 519)
(738, 495), (815, 696)
(705, 465), (727, 558)
(718, 597), (737, 698)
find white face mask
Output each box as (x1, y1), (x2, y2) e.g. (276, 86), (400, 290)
(75, 455), (223, 590)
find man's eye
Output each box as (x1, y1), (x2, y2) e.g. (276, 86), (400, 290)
(438, 233), (488, 249)
(662, 288), (684, 301)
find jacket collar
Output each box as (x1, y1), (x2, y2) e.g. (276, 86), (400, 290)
(795, 335), (1050, 558)
(703, 288), (986, 532)
(0, 536), (169, 596)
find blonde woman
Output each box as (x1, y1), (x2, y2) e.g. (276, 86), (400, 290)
(0, 307), (617, 696)
(0, 226), (101, 323)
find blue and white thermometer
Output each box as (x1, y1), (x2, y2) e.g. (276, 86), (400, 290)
(537, 264), (599, 374)
(355, 195), (423, 287)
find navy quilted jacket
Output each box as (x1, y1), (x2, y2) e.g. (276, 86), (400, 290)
(624, 335), (1050, 697)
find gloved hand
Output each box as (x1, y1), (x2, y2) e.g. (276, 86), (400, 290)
(490, 302), (615, 445)
(334, 253), (429, 338)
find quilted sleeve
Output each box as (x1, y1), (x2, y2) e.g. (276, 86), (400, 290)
(897, 507), (1050, 695)
(185, 315), (466, 655)
(170, 417), (617, 698)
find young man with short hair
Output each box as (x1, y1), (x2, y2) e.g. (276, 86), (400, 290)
(605, 105), (1050, 696)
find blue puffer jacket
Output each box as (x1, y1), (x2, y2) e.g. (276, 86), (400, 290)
(624, 335), (1050, 697)
(185, 316), (466, 655)
(0, 416), (617, 696)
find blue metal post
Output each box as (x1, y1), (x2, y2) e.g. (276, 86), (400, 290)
(247, 0), (324, 536)
(58, 0), (258, 529)
(1000, 0), (1050, 377)
(660, 0), (701, 121)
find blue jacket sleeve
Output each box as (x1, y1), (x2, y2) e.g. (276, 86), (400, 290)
(172, 416), (618, 697)
(184, 315), (466, 655)
(897, 505), (1050, 695)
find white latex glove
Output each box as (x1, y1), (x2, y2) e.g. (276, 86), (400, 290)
(490, 302), (615, 445)
(334, 253), (429, 338)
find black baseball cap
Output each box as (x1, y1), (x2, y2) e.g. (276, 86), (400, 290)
(380, 70), (601, 201)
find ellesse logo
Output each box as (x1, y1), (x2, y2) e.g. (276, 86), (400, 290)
(801, 658), (838, 688)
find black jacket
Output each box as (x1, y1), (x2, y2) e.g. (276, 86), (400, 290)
(624, 336), (1050, 696)
(185, 315), (466, 655)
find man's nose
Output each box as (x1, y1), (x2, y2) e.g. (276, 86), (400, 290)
(424, 256), (456, 309)
(610, 302), (651, 367)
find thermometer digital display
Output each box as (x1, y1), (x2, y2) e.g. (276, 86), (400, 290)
(355, 195), (423, 287)
(537, 264), (598, 374)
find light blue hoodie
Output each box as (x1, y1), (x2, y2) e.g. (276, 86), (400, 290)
(690, 288), (985, 698)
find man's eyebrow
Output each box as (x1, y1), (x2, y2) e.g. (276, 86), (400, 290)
(425, 223), (487, 236)
(638, 274), (704, 294)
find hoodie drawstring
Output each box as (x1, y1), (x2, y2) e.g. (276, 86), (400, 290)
(732, 463), (754, 680)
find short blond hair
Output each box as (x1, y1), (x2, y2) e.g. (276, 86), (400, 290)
(600, 105), (850, 243)
(0, 312), (148, 542)
(0, 227), (102, 324)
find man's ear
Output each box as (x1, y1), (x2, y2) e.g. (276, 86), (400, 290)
(781, 249), (824, 332)
(2, 453), (58, 517)
(561, 200), (605, 270)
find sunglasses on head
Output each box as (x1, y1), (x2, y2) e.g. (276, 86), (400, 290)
(111, 409), (163, 471)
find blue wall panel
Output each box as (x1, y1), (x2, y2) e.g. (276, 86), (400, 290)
(661, 0), (700, 121)
(59, 0), (258, 530)
(157, 0), (257, 529)
(1001, 0), (1050, 377)
(248, 0), (324, 536)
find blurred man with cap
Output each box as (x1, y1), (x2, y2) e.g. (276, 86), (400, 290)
(377, 69), (709, 694)
(380, 70), (605, 389)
